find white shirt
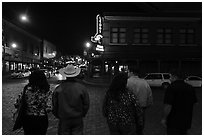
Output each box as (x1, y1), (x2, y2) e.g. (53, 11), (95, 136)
(127, 76), (153, 108)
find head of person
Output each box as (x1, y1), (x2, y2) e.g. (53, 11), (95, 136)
(128, 65), (140, 77)
(59, 64), (81, 80)
(169, 69), (184, 82)
(107, 72), (128, 101)
(28, 70), (50, 93)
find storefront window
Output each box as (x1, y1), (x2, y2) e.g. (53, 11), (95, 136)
(18, 63), (22, 70)
(105, 64), (108, 72)
(119, 65), (123, 72)
(111, 66), (115, 75)
(23, 64), (26, 70)
(10, 62), (14, 71)
(119, 65), (128, 72)
(5, 61), (9, 72)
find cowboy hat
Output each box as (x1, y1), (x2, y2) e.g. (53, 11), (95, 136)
(59, 64), (81, 78)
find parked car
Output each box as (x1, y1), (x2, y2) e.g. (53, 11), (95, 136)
(11, 69), (31, 79)
(144, 73), (171, 88)
(184, 76), (202, 88)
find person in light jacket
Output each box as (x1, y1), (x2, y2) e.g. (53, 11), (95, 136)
(52, 65), (90, 135)
(127, 66), (153, 134)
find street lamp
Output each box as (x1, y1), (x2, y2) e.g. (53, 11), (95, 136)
(11, 43), (17, 48)
(86, 42), (91, 48)
(19, 14), (29, 23)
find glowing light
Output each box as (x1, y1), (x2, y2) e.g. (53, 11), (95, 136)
(20, 14), (29, 22)
(11, 43), (17, 48)
(86, 42), (91, 48)
(96, 47), (104, 52)
(96, 44), (104, 52)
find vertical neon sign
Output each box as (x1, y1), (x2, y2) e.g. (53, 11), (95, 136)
(91, 14), (103, 44)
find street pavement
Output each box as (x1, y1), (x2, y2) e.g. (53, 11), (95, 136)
(2, 75), (202, 135)
(2, 76), (110, 135)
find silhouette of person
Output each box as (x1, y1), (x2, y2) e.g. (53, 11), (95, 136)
(14, 70), (51, 134)
(103, 72), (143, 135)
(127, 66), (153, 134)
(161, 70), (197, 135)
(52, 64), (90, 135)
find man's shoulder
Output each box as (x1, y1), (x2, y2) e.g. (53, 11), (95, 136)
(75, 82), (86, 88)
(128, 76), (139, 81)
(53, 84), (61, 93)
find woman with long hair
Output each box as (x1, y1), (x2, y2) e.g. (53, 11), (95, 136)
(14, 70), (51, 134)
(102, 73), (143, 135)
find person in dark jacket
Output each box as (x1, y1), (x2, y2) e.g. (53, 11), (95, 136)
(52, 64), (90, 135)
(103, 73), (143, 135)
(161, 70), (197, 135)
(14, 70), (51, 135)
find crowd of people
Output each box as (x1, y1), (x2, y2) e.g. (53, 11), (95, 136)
(13, 64), (197, 135)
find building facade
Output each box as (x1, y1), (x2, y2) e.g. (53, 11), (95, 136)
(2, 19), (57, 73)
(89, 12), (201, 77)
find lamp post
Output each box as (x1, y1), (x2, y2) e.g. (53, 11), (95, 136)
(85, 42), (91, 58)
(85, 42), (92, 77)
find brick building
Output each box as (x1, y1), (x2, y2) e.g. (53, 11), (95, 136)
(89, 3), (201, 77)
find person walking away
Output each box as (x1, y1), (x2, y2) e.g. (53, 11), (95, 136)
(161, 70), (197, 135)
(103, 73), (143, 135)
(14, 70), (51, 135)
(52, 65), (90, 135)
(127, 66), (153, 134)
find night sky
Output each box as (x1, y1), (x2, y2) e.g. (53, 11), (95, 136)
(2, 2), (145, 56)
(2, 2), (201, 56)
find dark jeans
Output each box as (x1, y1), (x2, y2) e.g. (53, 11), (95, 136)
(136, 107), (146, 135)
(23, 115), (48, 135)
(58, 117), (84, 135)
(167, 127), (188, 135)
(108, 123), (137, 135)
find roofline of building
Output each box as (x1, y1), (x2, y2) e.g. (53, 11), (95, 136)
(102, 11), (201, 18)
(104, 16), (201, 22)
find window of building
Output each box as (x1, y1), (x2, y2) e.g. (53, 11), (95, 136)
(10, 62), (14, 71)
(179, 28), (195, 44)
(18, 63), (22, 70)
(110, 27), (127, 44)
(157, 28), (173, 44)
(133, 28), (149, 44)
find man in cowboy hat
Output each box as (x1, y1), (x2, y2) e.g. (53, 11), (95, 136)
(52, 64), (90, 135)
